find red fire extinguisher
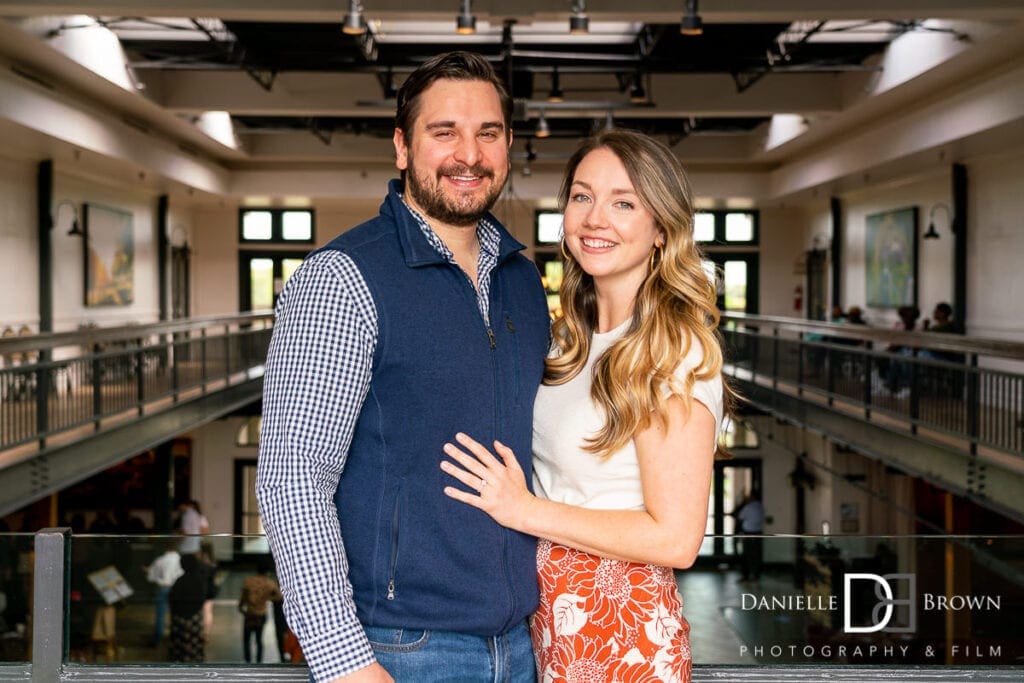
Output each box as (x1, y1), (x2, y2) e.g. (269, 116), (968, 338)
(793, 285), (803, 312)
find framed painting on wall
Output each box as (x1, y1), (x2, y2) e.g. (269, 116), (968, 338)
(83, 203), (134, 306)
(865, 206), (918, 308)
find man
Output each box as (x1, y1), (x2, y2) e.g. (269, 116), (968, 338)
(238, 558), (283, 663)
(733, 491), (764, 581)
(144, 540), (183, 647)
(256, 52), (549, 682)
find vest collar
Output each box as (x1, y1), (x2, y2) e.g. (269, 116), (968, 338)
(382, 179), (526, 268)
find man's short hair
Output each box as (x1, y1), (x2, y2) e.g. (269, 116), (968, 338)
(935, 302), (953, 317)
(395, 51), (513, 141)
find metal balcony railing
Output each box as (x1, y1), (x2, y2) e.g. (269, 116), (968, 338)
(2, 530), (1022, 681)
(721, 313), (1024, 458)
(0, 313), (274, 453)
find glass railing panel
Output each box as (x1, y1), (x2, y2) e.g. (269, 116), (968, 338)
(0, 534), (36, 663)
(685, 535), (1024, 666)
(63, 534), (1024, 669)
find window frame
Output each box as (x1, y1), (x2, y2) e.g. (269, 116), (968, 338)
(238, 208), (316, 244)
(534, 209), (564, 247)
(693, 209), (759, 246)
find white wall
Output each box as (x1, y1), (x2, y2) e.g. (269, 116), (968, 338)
(0, 152), (171, 332)
(836, 172), (954, 329)
(0, 156), (39, 330)
(967, 150), (1024, 340)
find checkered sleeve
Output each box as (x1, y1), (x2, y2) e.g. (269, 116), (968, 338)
(256, 250), (379, 682)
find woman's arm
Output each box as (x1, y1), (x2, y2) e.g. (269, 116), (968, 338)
(441, 394), (716, 569)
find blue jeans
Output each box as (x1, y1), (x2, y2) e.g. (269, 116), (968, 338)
(363, 621), (535, 682)
(153, 585), (171, 645)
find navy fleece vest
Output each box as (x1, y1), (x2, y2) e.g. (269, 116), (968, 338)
(321, 182), (550, 635)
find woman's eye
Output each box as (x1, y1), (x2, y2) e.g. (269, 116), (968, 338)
(614, 201), (634, 210)
(570, 193), (591, 203)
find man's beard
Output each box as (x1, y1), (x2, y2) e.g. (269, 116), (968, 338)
(405, 158), (506, 227)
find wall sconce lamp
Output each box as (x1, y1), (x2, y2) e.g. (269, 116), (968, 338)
(169, 224), (191, 254)
(53, 199), (83, 236)
(456, 0), (477, 35)
(570, 0), (589, 35)
(681, 0), (703, 36)
(924, 203), (951, 240)
(342, 0), (368, 36)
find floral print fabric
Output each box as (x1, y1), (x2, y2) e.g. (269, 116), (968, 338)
(530, 539), (691, 682)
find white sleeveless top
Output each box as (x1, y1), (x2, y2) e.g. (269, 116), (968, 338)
(532, 320), (724, 510)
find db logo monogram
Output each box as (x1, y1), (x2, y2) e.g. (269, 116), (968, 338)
(843, 573), (916, 634)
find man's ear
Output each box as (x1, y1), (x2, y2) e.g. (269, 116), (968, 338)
(394, 128), (409, 171)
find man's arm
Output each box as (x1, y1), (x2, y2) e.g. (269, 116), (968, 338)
(256, 251), (380, 682)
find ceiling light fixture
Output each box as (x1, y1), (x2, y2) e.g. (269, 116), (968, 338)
(536, 110), (551, 139)
(548, 67), (564, 103)
(680, 0), (703, 36)
(342, 0), (368, 35)
(570, 0), (590, 35)
(629, 73), (647, 103)
(456, 0), (477, 35)
(604, 110), (615, 131)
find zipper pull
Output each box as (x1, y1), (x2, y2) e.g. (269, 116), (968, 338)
(487, 327), (497, 349)
(505, 316), (515, 333)
(387, 580), (395, 600)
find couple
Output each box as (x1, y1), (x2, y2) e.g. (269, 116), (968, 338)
(257, 51), (726, 683)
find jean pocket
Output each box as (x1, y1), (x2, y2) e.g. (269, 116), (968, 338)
(363, 626), (431, 653)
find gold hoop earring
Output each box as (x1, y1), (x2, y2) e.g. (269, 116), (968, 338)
(649, 245), (663, 271)
(560, 239), (572, 261)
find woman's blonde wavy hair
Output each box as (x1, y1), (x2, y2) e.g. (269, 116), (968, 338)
(545, 129), (734, 459)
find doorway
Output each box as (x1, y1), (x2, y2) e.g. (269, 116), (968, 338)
(239, 251), (308, 312)
(705, 252), (759, 314)
(698, 457), (762, 562)
(233, 458), (267, 556)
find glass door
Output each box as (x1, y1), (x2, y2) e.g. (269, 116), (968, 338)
(239, 251), (307, 312)
(704, 252), (759, 314)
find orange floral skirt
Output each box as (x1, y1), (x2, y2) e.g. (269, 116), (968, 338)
(530, 539), (691, 682)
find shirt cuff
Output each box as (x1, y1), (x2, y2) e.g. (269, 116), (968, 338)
(303, 620), (377, 682)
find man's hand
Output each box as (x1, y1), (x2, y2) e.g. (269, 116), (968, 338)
(329, 663), (393, 683)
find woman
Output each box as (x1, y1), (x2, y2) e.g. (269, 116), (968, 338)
(442, 129), (727, 681)
(168, 552), (216, 662)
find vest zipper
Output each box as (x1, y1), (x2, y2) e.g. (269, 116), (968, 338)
(387, 494), (401, 601)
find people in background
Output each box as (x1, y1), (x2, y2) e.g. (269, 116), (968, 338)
(442, 129), (726, 683)
(925, 302), (960, 334)
(257, 51), (549, 682)
(168, 552), (216, 663)
(732, 491), (765, 581)
(238, 557), (283, 663)
(177, 500), (209, 555)
(144, 540), (183, 648)
(845, 306), (867, 325)
(886, 305), (921, 394)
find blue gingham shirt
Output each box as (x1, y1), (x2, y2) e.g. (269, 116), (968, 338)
(256, 200), (500, 682)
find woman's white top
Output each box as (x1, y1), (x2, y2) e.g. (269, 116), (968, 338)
(532, 320), (724, 510)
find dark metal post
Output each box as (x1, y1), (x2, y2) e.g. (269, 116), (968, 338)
(37, 161), (54, 334)
(952, 164), (968, 330)
(36, 162), (55, 448)
(32, 527), (70, 682)
(92, 345), (103, 430)
(830, 196), (842, 309)
(967, 353), (980, 455)
(157, 195), (169, 322)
